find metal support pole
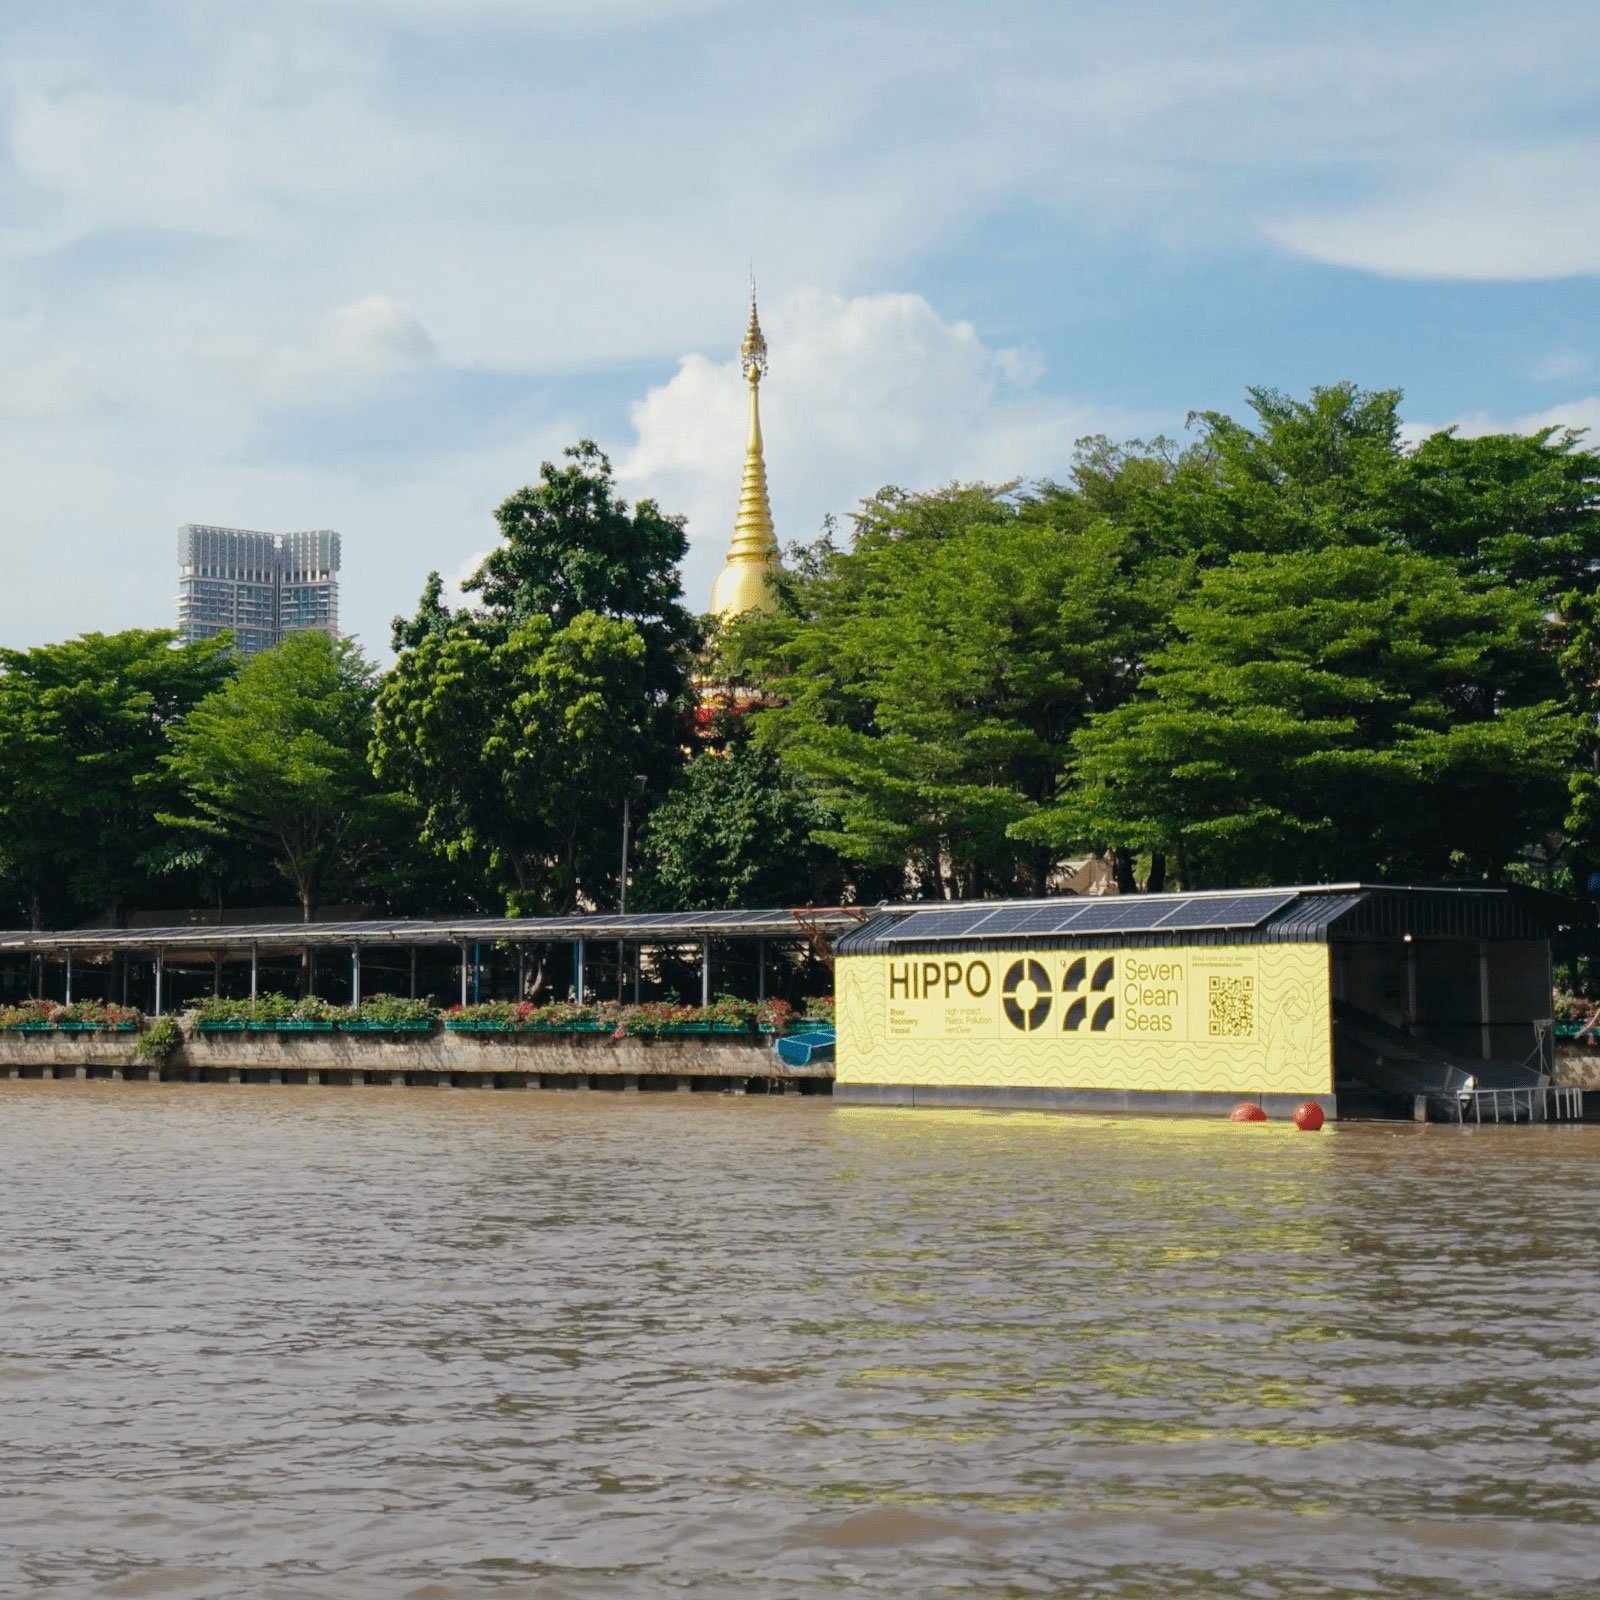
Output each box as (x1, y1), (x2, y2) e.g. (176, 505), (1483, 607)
(633, 944), (641, 1004)
(307, 948), (315, 1000)
(757, 938), (765, 1003)
(212, 952), (222, 996)
(473, 941), (481, 1004)
(701, 939), (711, 1008)
(517, 945), (526, 1000)
(352, 946), (362, 1008)
(1478, 940), (1492, 1061)
(65, 952), (73, 1006)
(250, 945), (259, 1000)
(620, 791), (633, 916)
(575, 939), (586, 1005)
(459, 944), (469, 1009)
(409, 946), (418, 1000)
(154, 950), (165, 1017)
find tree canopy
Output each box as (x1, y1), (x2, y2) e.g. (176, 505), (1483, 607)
(1016, 547), (1572, 884)
(2, 392), (1597, 936)
(0, 630), (234, 926)
(373, 612), (652, 914)
(161, 631), (391, 921)
(634, 738), (838, 911)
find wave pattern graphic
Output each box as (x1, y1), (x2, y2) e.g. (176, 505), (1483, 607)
(838, 944), (1332, 1098)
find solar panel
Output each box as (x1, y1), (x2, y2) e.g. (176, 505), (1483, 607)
(960, 904), (1085, 938)
(1057, 900), (1183, 934)
(872, 891), (1304, 943)
(1150, 892), (1298, 931)
(876, 907), (1004, 942)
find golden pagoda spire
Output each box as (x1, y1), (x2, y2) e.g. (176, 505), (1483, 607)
(709, 280), (781, 618)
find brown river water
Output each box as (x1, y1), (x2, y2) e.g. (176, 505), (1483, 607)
(3, 1084), (1600, 1599)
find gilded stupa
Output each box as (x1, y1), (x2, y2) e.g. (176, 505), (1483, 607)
(709, 287), (781, 617)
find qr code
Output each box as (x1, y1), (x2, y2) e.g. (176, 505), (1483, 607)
(1208, 975), (1255, 1037)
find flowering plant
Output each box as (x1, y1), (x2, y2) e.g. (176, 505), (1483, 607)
(0, 998), (141, 1029)
(756, 997), (795, 1032)
(1554, 992), (1600, 1034)
(0, 998), (65, 1027)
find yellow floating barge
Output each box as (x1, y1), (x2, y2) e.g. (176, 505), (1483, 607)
(832, 885), (1568, 1121)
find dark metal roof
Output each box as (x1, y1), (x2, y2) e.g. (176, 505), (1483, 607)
(0, 907), (866, 956)
(835, 885), (1571, 956)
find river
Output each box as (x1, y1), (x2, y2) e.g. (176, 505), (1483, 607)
(3, 1084), (1598, 1598)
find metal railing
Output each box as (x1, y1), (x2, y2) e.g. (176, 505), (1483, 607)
(1444, 1085), (1584, 1124)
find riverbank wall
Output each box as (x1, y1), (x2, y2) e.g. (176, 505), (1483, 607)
(0, 1029), (830, 1092)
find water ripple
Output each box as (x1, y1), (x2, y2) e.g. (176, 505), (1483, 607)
(2, 1085), (1598, 1597)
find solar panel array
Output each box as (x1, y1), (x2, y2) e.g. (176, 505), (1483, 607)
(875, 891), (1300, 943)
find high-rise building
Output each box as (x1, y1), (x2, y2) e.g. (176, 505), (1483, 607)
(176, 525), (341, 658)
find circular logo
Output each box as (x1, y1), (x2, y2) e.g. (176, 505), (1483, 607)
(1001, 958), (1053, 1032)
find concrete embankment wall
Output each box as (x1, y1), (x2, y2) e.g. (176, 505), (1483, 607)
(1553, 1046), (1600, 1090)
(0, 1029), (830, 1092)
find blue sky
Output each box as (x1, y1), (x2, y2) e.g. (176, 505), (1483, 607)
(2, 0), (1598, 655)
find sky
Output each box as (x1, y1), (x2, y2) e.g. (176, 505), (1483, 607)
(2, 0), (1598, 657)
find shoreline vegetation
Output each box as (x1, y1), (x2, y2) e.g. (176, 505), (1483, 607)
(5, 392), (1600, 992)
(0, 993), (828, 1039)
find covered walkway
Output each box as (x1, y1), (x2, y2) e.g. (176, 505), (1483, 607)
(0, 908), (865, 1014)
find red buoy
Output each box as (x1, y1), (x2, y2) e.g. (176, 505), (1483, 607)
(1229, 1102), (1267, 1122)
(1292, 1101), (1326, 1132)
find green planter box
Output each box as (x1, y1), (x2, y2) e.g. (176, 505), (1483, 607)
(54, 1021), (139, 1033)
(197, 1020), (250, 1032)
(709, 1022), (750, 1034)
(339, 1019), (433, 1033)
(445, 1019), (513, 1032)
(242, 1020), (335, 1032)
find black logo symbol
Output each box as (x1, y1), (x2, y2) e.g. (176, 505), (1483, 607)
(1062, 956), (1116, 1032)
(1001, 958), (1053, 1032)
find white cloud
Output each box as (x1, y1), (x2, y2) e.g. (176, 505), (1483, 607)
(1529, 350), (1594, 385)
(5, 82), (432, 249)
(619, 289), (1161, 611)
(206, 295), (438, 404)
(1416, 396), (1600, 444)
(1264, 147), (1600, 281)
(1511, 397), (1600, 438)
(271, 0), (742, 24)
(0, 316), (116, 422)
(2, 0), (1600, 662)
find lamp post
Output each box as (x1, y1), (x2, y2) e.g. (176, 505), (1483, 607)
(619, 774), (647, 915)
(619, 774), (647, 1000)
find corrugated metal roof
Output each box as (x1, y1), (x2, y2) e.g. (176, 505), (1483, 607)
(835, 885), (1572, 955)
(0, 907), (866, 955)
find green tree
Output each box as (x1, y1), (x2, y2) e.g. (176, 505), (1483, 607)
(1384, 426), (1600, 597)
(634, 739), (838, 910)
(1146, 383), (1407, 563)
(727, 482), (1176, 897)
(0, 630), (234, 927)
(463, 439), (698, 710)
(161, 632), (391, 921)
(390, 569), (453, 653)
(1021, 547), (1573, 885)
(371, 612), (652, 913)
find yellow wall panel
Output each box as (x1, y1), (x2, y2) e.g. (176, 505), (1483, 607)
(836, 943), (1331, 1098)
